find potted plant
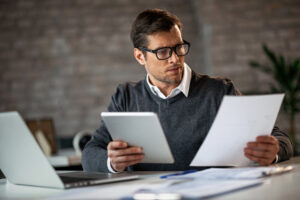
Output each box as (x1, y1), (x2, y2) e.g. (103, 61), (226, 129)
(249, 44), (300, 155)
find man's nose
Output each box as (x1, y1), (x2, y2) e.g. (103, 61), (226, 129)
(168, 50), (179, 63)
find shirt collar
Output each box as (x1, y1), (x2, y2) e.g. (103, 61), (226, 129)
(146, 63), (192, 99)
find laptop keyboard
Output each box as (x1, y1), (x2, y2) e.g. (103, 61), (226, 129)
(59, 175), (95, 184)
(58, 171), (139, 188)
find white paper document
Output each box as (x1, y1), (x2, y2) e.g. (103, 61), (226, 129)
(191, 94), (284, 166)
(153, 179), (262, 199)
(167, 166), (293, 180)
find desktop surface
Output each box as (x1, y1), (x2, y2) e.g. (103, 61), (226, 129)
(1, 157), (300, 200)
(213, 156), (300, 200)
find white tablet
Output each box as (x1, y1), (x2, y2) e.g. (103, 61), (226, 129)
(101, 112), (174, 164)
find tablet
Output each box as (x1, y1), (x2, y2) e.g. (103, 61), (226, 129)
(101, 112), (174, 164)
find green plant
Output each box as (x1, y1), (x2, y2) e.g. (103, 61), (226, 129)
(249, 44), (300, 155)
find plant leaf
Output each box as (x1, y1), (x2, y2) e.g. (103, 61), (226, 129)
(249, 61), (272, 73)
(263, 44), (279, 68)
(250, 44), (300, 117)
(293, 59), (300, 91)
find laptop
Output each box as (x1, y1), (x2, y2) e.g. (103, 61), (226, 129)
(0, 112), (139, 189)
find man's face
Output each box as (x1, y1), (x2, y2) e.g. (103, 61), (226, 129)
(135, 25), (185, 88)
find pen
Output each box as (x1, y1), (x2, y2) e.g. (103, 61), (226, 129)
(160, 169), (197, 179)
(262, 166), (293, 176)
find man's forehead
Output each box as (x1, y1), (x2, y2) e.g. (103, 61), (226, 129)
(146, 25), (183, 48)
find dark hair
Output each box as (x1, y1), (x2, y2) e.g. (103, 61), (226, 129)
(130, 9), (183, 48)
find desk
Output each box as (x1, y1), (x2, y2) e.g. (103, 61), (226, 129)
(1, 157), (300, 200)
(213, 156), (300, 200)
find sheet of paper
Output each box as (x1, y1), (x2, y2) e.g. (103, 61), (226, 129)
(191, 94), (284, 166)
(167, 166), (293, 180)
(155, 179), (262, 198)
(133, 178), (262, 199)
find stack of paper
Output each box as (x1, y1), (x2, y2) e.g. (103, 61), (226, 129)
(166, 166), (293, 180)
(152, 179), (262, 199)
(136, 166), (292, 199)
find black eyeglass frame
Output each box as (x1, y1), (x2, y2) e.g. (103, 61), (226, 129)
(138, 40), (191, 60)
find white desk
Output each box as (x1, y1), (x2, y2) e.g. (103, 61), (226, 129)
(1, 157), (300, 200)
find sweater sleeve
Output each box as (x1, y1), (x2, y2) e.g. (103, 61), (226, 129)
(271, 126), (294, 162)
(81, 84), (126, 172)
(223, 78), (242, 96)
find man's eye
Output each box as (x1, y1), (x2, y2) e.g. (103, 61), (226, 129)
(176, 45), (185, 54)
(157, 48), (169, 56)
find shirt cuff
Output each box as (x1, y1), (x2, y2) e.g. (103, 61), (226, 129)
(273, 154), (279, 164)
(107, 157), (118, 173)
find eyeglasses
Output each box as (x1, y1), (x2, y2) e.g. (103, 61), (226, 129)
(138, 40), (190, 60)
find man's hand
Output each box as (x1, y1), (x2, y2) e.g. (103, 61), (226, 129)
(107, 140), (144, 172)
(244, 135), (279, 166)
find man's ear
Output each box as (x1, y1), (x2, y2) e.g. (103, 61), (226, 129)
(134, 48), (146, 65)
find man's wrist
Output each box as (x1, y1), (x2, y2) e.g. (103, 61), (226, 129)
(107, 157), (118, 173)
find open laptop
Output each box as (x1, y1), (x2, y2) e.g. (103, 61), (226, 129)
(0, 112), (139, 189)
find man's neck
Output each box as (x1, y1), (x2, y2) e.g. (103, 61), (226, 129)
(148, 79), (180, 97)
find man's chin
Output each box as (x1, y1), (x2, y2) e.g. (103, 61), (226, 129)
(165, 76), (182, 85)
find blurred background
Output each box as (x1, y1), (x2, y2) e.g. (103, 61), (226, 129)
(0, 0), (299, 154)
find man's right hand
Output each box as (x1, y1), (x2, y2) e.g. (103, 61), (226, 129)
(107, 140), (144, 172)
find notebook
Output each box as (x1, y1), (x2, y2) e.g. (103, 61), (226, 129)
(0, 112), (139, 189)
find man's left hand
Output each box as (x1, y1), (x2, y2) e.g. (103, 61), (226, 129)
(244, 135), (279, 166)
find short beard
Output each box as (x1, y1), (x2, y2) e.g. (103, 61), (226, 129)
(160, 75), (182, 84)
(152, 67), (183, 84)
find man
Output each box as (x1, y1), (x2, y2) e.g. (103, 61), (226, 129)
(82, 9), (293, 173)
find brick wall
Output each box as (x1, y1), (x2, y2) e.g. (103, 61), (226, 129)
(195, 0), (300, 147)
(0, 0), (299, 148)
(196, 0), (300, 91)
(0, 0), (200, 137)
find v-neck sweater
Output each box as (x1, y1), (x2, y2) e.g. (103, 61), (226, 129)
(82, 71), (293, 172)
